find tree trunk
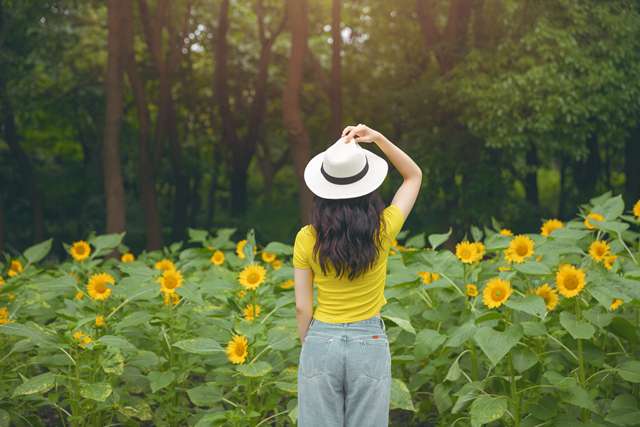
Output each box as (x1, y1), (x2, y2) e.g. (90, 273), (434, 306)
(122, 0), (163, 249)
(103, 0), (127, 234)
(625, 125), (640, 202)
(574, 134), (601, 199)
(283, 0), (313, 224)
(329, 0), (342, 138)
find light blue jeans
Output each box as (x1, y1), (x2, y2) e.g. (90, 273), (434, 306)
(297, 315), (391, 426)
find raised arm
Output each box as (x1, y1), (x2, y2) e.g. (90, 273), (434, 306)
(342, 124), (422, 220)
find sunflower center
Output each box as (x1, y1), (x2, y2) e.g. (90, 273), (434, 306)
(564, 274), (578, 290)
(95, 281), (107, 293)
(461, 249), (471, 259)
(248, 273), (260, 284)
(515, 244), (529, 256)
(492, 288), (504, 300)
(235, 344), (245, 357)
(76, 246), (86, 255)
(164, 276), (177, 289)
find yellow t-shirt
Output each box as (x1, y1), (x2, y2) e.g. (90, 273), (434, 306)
(292, 204), (406, 323)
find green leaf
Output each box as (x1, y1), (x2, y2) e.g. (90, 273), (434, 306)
(173, 338), (223, 354)
(405, 232), (426, 248)
(414, 329), (446, 359)
(433, 383), (453, 413)
(599, 195), (625, 220)
(559, 312), (595, 340)
(188, 228), (209, 243)
(504, 295), (547, 318)
(445, 321), (476, 347)
(187, 383), (222, 407)
(98, 335), (137, 351)
(382, 315), (415, 335)
(237, 361), (272, 377)
(605, 394), (640, 426)
(390, 378), (415, 412)
(428, 228), (452, 250)
(24, 239), (52, 264)
(617, 361), (640, 383)
(148, 371), (175, 393)
(79, 382), (112, 402)
(176, 285), (204, 305)
(91, 232), (125, 254)
(262, 241), (293, 255)
(12, 372), (56, 397)
(117, 400), (152, 421)
(100, 348), (124, 375)
(0, 409), (9, 427)
(513, 261), (551, 275)
(470, 395), (508, 426)
(267, 327), (297, 351)
(511, 347), (538, 373)
(473, 325), (523, 366)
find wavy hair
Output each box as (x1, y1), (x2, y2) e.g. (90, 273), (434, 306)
(310, 190), (387, 280)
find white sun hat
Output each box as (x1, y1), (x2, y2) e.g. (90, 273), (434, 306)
(303, 136), (389, 199)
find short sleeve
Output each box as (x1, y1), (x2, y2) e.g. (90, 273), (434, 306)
(293, 226), (312, 269)
(382, 204), (406, 243)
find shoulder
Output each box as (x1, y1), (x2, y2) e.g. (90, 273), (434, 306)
(295, 225), (316, 242)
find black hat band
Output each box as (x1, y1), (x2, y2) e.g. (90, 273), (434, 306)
(320, 156), (369, 185)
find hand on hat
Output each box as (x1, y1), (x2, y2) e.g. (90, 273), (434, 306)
(341, 123), (381, 144)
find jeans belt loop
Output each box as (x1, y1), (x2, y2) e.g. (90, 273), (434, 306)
(379, 317), (385, 332)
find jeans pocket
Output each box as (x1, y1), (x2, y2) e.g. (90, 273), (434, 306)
(355, 334), (391, 380)
(300, 333), (333, 379)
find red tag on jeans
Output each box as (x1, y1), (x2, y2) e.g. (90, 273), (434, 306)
(372, 335), (380, 339)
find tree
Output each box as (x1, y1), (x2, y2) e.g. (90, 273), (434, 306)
(283, 0), (313, 224)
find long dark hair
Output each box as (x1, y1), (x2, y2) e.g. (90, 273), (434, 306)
(310, 189), (387, 280)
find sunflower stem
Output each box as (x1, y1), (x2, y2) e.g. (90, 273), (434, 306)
(575, 297), (589, 421)
(508, 351), (520, 427)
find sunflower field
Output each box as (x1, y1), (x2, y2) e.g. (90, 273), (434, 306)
(1, 192), (640, 426)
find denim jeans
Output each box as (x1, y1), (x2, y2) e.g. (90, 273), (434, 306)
(297, 315), (391, 427)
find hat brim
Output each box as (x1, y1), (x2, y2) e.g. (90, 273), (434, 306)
(303, 149), (389, 199)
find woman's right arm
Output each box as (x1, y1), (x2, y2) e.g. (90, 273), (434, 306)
(342, 124), (422, 220)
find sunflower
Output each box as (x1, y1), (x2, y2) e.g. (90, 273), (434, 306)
(0, 276), (4, 287)
(243, 304), (262, 321)
(504, 235), (535, 264)
(535, 283), (558, 311)
(555, 264), (586, 298)
(610, 298), (623, 311)
(226, 335), (249, 364)
(418, 271), (440, 285)
(499, 228), (513, 236)
(210, 250), (225, 266)
(154, 259), (176, 272)
(95, 315), (106, 328)
(589, 240), (610, 262)
(0, 307), (12, 325)
(237, 289), (247, 299)
(604, 254), (617, 271)
(541, 219), (564, 237)
(238, 264), (267, 290)
(482, 278), (512, 309)
(159, 269), (183, 294)
(261, 251), (276, 263)
(466, 283), (478, 297)
(280, 279), (294, 289)
(74, 291), (85, 301)
(163, 292), (181, 306)
(236, 240), (257, 259)
(70, 241), (91, 262)
(86, 273), (115, 301)
(584, 212), (604, 230)
(120, 252), (135, 263)
(633, 200), (640, 218)
(73, 330), (93, 347)
(456, 241), (478, 264)
(271, 259), (283, 270)
(8, 260), (23, 277)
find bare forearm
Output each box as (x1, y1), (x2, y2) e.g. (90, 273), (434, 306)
(373, 134), (422, 181)
(296, 308), (313, 343)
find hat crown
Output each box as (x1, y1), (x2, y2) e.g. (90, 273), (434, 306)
(322, 138), (367, 178)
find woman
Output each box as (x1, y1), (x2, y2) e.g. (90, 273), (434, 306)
(293, 123), (422, 426)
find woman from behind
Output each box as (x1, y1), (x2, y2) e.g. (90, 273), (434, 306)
(293, 124), (422, 426)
